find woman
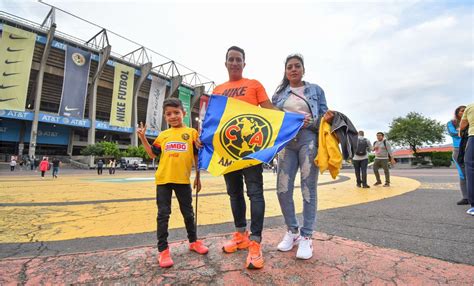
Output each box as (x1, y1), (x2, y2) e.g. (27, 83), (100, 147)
(447, 105), (467, 205)
(272, 54), (329, 260)
(39, 157), (49, 178)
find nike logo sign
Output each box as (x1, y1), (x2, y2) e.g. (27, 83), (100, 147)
(5, 60), (21, 64)
(0, 84), (18, 89)
(9, 34), (28, 40)
(7, 47), (23, 52)
(3, 72), (19, 77)
(0, 98), (15, 102)
(64, 106), (79, 111)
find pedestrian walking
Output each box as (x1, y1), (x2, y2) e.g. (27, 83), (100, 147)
(52, 157), (61, 178)
(97, 159), (104, 175)
(353, 130), (372, 188)
(373, 132), (395, 187)
(9, 157), (17, 171)
(108, 159), (116, 175)
(39, 157), (49, 178)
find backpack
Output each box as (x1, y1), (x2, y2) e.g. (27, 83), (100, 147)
(355, 138), (368, 156)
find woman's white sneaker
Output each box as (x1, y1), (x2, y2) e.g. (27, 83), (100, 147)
(277, 231), (301, 252)
(296, 237), (313, 259)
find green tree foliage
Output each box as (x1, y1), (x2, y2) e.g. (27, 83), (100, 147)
(81, 142), (120, 158)
(430, 151), (452, 167)
(122, 145), (150, 160)
(387, 112), (445, 156)
(100, 141), (121, 158)
(80, 143), (104, 156)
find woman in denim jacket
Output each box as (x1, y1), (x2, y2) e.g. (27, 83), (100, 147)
(272, 54), (329, 260)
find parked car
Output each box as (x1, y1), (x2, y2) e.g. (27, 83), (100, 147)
(123, 161), (148, 170)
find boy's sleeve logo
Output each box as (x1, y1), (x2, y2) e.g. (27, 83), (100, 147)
(181, 133), (190, 140)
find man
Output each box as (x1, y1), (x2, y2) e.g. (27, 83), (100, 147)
(212, 46), (274, 269)
(373, 132), (394, 187)
(459, 103), (474, 216)
(353, 130), (372, 188)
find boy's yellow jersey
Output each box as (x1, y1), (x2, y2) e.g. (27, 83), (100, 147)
(152, 127), (198, 185)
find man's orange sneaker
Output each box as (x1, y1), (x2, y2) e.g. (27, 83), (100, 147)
(222, 231), (250, 253)
(189, 240), (209, 254)
(158, 248), (174, 268)
(246, 240), (264, 269)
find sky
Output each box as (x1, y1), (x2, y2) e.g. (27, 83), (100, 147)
(1, 0), (473, 145)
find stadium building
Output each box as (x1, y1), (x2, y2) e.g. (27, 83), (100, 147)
(0, 8), (213, 165)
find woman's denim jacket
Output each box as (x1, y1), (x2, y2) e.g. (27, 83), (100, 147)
(272, 81), (328, 132)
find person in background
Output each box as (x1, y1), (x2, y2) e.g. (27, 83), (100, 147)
(353, 130), (372, 188)
(108, 159), (116, 175)
(52, 157), (61, 179)
(39, 157), (49, 179)
(97, 159), (104, 175)
(9, 156), (17, 171)
(373, 132), (394, 187)
(459, 103), (474, 216)
(447, 105), (468, 205)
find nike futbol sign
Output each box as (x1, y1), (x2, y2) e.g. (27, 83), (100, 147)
(58, 45), (91, 118)
(0, 25), (36, 111)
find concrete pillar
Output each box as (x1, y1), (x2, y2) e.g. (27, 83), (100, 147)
(191, 86), (205, 129)
(67, 130), (74, 155)
(18, 122), (26, 157)
(191, 85), (205, 110)
(28, 24), (56, 158)
(131, 62), (152, 147)
(166, 75), (183, 99)
(87, 45), (111, 167)
(87, 45), (111, 147)
(161, 75), (183, 131)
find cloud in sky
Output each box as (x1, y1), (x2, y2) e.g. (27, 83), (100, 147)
(2, 0), (472, 143)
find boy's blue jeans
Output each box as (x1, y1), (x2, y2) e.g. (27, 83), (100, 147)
(224, 164), (264, 242)
(277, 129), (318, 238)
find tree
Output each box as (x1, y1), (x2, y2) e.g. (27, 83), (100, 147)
(80, 144), (104, 156)
(387, 112), (445, 157)
(122, 145), (150, 160)
(80, 142), (121, 158)
(100, 141), (121, 159)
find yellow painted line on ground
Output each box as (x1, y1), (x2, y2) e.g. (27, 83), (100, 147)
(0, 172), (419, 243)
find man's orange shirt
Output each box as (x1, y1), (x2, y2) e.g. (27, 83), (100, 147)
(212, 78), (269, 106)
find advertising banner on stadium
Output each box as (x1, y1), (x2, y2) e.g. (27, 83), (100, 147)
(0, 25), (36, 111)
(145, 76), (167, 131)
(178, 86), (192, 127)
(58, 45), (91, 118)
(110, 63), (134, 127)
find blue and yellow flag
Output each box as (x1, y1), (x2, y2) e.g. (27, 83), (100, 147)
(199, 95), (304, 176)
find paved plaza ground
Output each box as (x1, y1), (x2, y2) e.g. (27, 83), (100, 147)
(0, 166), (473, 284)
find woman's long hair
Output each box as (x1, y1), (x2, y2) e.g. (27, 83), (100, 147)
(275, 54), (305, 94)
(452, 105), (466, 127)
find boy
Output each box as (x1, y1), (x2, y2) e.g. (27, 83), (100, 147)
(137, 98), (208, 268)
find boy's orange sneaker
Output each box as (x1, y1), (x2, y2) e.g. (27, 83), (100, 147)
(222, 231), (250, 253)
(246, 241), (264, 269)
(189, 240), (209, 254)
(158, 248), (174, 268)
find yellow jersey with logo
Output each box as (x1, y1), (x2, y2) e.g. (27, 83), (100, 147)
(152, 127), (198, 185)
